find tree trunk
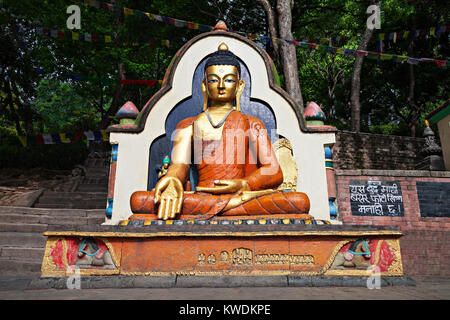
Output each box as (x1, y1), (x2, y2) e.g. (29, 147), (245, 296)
(276, 0), (304, 112)
(407, 38), (416, 137)
(100, 63), (126, 129)
(99, 0), (125, 130)
(350, 17), (375, 132)
(256, 0), (280, 60)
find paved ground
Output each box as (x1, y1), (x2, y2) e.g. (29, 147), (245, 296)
(0, 277), (449, 300)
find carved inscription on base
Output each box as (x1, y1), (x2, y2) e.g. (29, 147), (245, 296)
(197, 248), (315, 267)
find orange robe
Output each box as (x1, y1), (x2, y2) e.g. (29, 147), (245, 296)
(130, 111), (310, 219)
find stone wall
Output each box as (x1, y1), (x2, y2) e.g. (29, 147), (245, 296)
(333, 131), (424, 170)
(335, 169), (450, 277)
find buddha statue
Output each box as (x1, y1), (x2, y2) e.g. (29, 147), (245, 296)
(129, 43), (311, 221)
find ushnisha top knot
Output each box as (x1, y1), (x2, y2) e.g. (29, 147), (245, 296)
(204, 43), (241, 75)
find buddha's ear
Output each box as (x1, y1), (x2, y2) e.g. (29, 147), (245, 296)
(201, 79), (208, 111)
(235, 79), (245, 112)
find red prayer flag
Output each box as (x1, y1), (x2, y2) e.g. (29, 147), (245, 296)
(36, 135), (44, 145)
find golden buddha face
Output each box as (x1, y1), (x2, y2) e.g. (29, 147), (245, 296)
(203, 65), (244, 106)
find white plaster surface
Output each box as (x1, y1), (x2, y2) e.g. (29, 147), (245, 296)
(105, 34), (336, 225)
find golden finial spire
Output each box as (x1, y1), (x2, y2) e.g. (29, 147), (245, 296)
(218, 42), (229, 51)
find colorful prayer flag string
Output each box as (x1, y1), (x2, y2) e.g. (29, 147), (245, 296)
(14, 24), (170, 48)
(279, 39), (448, 69)
(376, 25), (450, 41)
(17, 130), (110, 147)
(76, 0), (215, 32)
(34, 68), (162, 85)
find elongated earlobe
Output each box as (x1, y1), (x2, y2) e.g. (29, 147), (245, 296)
(201, 80), (208, 111)
(235, 79), (245, 112)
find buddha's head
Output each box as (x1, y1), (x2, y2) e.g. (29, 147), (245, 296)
(201, 43), (245, 111)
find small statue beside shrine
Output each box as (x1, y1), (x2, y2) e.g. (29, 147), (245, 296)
(130, 43), (311, 221)
(156, 156), (171, 179)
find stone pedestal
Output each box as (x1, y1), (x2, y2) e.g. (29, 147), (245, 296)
(41, 224), (404, 278)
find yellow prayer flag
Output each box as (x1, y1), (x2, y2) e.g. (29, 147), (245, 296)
(430, 27), (435, 36)
(100, 130), (109, 141)
(403, 31), (410, 39)
(123, 8), (133, 15)
(72, 32), (79, 41)
(18, 136), (27, 147)
(336, 48), (345, 54)
(104, 35), (111, 43)
(145, 12), (155, 20)
(59, 133), (71, 143)
(378, 33), (385, 40)
(397, 56), (408, 62)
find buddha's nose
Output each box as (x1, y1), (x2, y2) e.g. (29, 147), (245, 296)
(218, 78), (225, 88)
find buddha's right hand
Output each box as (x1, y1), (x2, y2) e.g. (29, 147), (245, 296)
(154, 176), (184, 220)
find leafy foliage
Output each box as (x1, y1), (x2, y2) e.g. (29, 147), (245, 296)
(0, 0), (448, 169)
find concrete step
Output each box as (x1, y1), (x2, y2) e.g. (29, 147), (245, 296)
(0, 207), (105, 217)
(0, 232), (47, 248)
(0, 223), (47, 233)
(37, 197), (106, 205)
(37, 191), (107, 199)
(85, 168), (110, 175)
(34, 203), (106, 210)
(76, 184), (108, 192)
(0, 258), (42, 275)
(0, 213), (104, 225)
(0, 206), (104, 217)
(85, 158), (109, 168)
(82, 177), (109, 184)
(0, 247), (45, 262)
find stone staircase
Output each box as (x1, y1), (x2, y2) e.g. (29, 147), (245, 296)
(0, 206), (104, 275)
(33, 155), (109, 210)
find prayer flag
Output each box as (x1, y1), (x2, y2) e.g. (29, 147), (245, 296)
(59, 133), (71, 143)
(51, 134), (61, 143)
(72, 32), (79, 41)
(100, 130), (109, 142)
(434, 59), (447, 68)
(93, 131), (103, 141)
(123, 8), (133, 15)
(187, 22), (199, 29)
(174, 19), (186, 28)
(36, 135), (44, 145)
(84, 131), (95, 141)
(407, 57), (421, 65)
(42, 134), (54, 144)
(74, 132), (84, 142)
(355, 50), (367, 56)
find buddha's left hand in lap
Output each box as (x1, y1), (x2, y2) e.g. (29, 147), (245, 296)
(196, 179), (250, 194)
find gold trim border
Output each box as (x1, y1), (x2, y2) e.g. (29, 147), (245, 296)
(43, 230), (402, 238)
